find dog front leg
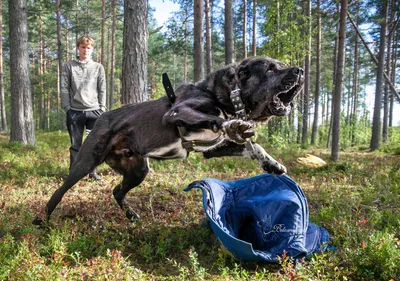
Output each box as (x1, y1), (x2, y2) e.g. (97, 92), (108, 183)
(248, 143), (287, 174)
(203, 142), (287, 174)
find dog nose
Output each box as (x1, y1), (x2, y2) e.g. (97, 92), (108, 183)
(293, 67), (304, 76)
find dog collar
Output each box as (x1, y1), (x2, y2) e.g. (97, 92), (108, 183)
(230, 85), (247, 120)
(230, 85), (256, 154)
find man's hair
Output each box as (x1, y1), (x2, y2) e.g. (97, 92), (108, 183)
(77, 35), (95, 47)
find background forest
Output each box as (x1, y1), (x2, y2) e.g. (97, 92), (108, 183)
(1, 0), (400, 280)
(0, 0), (399, 155)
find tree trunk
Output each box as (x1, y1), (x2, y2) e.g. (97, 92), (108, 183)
(321, 86), (325, 127)
(252, 0), (257, 56)
(243, 0), (247, 58)
(301, 0), (311, 147)
(184, 19), (188, 83)
(297, 88), (303, 144)
(383, 0), (396, 142)
(351, 15), (359, 146)
(46, 59), (50, 129)
(100, 0), (105, 65)
(121, 0), (148, 104)
(370, 0), (388, 151)
(205, 0), (212, 75)
(331, 0), (347, 162)
(389, 28), (397, 127)
(39, 17), (45, 129)
(109, 0), (116, 109)
(326, 2), (340, 148)
(382, 27), (391, 143)
(75, 0), (79, 58)
(0, 0), (6, 132)
(56, 0), (62, 119)
(225, 0), (234, 64)
(311, 0), (321, 146)
(106, 24), (110, 109)
(194, 0), (204, 82)
(65, 16), (70, 61)
(9, 0), (35, 144)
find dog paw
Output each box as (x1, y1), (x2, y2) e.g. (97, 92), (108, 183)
(221, 120), (255, 143)
(126, 209), (140, 221)
(262, 160), (287, 175)
(32, 216), (44, 226)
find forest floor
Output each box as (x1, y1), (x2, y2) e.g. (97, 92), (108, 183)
(0, 131), (399, 280)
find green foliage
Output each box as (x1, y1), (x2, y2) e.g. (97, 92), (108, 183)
(350, 231), (400, 280)
(259, 0), (309, 64)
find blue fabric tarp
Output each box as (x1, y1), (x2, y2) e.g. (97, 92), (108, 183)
(184, 173), (330, 262)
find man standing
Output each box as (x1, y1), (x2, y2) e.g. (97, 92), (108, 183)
(61, 35), (106, 181)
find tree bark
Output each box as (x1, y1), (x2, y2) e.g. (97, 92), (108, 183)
(331, 0), (347, 162)
(39, 16), (45, 129)
(351, 13), (359, 146)
(383, 0), (396, 142)
(389, 28), (397, 127)
(326, 2), (340, 148)
(205, 0), (212, 75)
(0, 0), (6, 132)
(65, 16), (70, 61)
(194, 0), (204, 82)
(100, 0), (105, 65)
(121, 0), (148, 104)
(370, 0), (388, 151)
(311, 0), (321, 146)
(301, 0), (311, 147)
(252, 0), (257, 56)
(75, 0), (79, 58)
(184, 19), (188, 83)
(224, 0), (234, 64)
(56, 0), (62, 119)
(243, 0), (247, 58)
(9, 0), (35, 144)
(109, 0), (116, 109)
(382, 26), (392, 143)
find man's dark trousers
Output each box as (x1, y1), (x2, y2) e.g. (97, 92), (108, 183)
(66, 109), (103, 170)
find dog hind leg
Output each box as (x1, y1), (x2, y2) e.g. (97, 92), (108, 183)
(33, 127), (110, 225)
(111, 155), (149, 221)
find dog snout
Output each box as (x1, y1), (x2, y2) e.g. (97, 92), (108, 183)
(293, 67), (304, 77)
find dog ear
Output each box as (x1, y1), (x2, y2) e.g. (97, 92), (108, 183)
(218, 65), (237, 91)
(237, 61), (251, 82)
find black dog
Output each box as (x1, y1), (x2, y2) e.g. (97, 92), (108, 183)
(34, 57), (303, 224)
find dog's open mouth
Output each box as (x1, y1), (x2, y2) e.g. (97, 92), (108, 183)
(249, 82), (302, 122)
(267, 83), (302, 116)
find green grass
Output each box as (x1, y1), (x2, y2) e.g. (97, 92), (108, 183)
(0, 131), (399, 280)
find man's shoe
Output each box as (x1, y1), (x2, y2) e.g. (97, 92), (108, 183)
(89, 172), (103, 181)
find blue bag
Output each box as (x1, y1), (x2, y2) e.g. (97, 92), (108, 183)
(184, 173), (330, 262)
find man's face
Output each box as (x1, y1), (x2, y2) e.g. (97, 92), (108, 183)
(78, 43), (94, 62)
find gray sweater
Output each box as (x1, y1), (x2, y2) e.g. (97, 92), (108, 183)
(60, 59), (106, 111)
